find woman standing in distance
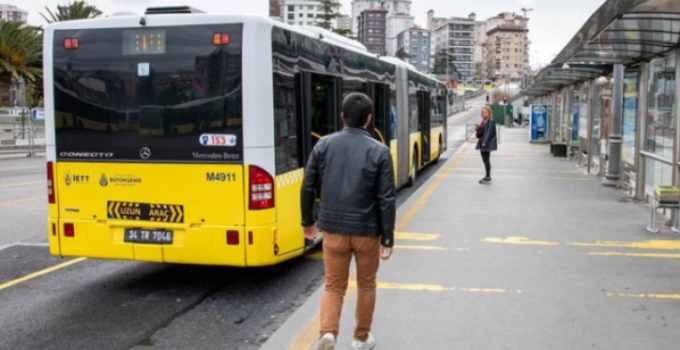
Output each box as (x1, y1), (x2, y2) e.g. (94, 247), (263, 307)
(475, 106), (498, 184)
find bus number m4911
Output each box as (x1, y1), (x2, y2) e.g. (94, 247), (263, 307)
(207, 173), (237, 182)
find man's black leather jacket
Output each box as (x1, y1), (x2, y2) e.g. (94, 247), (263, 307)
(300, 127), (396, 247)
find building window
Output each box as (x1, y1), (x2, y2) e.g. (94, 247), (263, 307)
(299, 13), (304, 17)
(307, 5), (314, 10)
(288, 14), (294, 20)
(288, 5), (294, 11)
(307, 13), (314, 18)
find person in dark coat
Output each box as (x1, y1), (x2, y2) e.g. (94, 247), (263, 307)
(475, 106), (498, 184)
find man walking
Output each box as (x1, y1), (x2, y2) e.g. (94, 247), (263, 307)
(301, 93), (396, 350)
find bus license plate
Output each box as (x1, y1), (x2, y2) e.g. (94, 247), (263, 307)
(124, 229), (173, 245)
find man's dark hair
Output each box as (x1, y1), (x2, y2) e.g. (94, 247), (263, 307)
(342, 93), (373, 128)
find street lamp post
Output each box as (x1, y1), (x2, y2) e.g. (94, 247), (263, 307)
(520, 7), (533, 88)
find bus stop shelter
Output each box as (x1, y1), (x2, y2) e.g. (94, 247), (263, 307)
(520, 0), (680, 200)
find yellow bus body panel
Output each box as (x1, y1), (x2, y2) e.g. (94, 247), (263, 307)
(51, 162), (252, 266)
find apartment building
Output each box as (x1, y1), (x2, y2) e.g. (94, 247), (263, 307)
(397, 27), (434, 73)
(358, 8), (388, 55)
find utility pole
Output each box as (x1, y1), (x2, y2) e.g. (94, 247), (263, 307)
(520, 7), (533, 88)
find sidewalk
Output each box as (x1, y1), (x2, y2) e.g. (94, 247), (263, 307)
(261, 128), (680, 350)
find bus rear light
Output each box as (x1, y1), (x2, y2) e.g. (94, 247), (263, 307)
(227, 230), (239, 245)
(248, 231), (253, 245)
(64, 223), (75, 237)
(52, 223), (57, 236)
(47, 162), (55, 204)
(249, 166), (275, 210)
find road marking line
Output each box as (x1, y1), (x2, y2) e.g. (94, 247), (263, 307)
(395, 232), (440, 241)
(0, 258), (87, 292)
(0, 196), (46, 207)
(444, 174), (589, 181)
(486, 237), (680, 252)
(607, 293), (680, 300)
(306, 251), (324, 260)
(394, 245), (446, 251)
(396, 142), (472, 232)
(288, 141), (472, 350)
(568, 240), (680, 250)
(0, 180), (46, 189)
(348, 281), (522, 294)
(453, 167), (579, 174)
(588, 252), (680, 259)
(483, 237), (559, 246)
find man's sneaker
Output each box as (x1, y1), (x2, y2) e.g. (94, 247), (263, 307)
(318, 333), (335, 350)
(351, 332), (376, 350)
(479, 177), (492, 185)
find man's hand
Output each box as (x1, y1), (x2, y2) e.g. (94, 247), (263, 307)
(379, 246), (393, 260)
(303, 224), (317, 240)
(482, 143), (487, 148)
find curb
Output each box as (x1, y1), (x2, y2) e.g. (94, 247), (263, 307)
(0, 153), (45, 161)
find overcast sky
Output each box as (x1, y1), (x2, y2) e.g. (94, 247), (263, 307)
(22, 0), (606, 69)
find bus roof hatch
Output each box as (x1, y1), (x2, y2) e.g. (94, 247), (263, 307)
(144, 6), (205, 15)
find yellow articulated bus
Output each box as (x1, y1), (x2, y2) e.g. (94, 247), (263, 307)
(44, 7), (447, 267)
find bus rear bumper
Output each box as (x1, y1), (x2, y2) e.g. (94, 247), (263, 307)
(48, 220), (306, 267)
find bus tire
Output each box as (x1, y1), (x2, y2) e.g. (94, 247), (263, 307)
(433, 136), (443, 164)
(407, 149), (418, 187)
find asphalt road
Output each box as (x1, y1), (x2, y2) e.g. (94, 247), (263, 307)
(0, 96), (486, 350)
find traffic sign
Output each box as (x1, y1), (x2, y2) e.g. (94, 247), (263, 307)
(31, 108), (45, 121)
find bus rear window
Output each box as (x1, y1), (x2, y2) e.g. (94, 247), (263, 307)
(53, 24), (243, 163)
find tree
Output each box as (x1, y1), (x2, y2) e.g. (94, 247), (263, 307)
(41, 1), (102, 23)
(0, 20), (43, 105)
(433, 49), (461, 80)
(396, 47), (413, 62)
(315, 0), (353, 38)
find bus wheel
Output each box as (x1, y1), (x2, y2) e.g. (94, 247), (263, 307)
(433, 137), (443, 164)
(407, 150), (417, 187)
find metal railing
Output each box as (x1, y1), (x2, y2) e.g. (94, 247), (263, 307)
(0, 124), (45, 157)
(448, 88), (486, 115)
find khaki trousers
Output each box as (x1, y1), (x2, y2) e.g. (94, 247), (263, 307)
(320, 232), (381, 342)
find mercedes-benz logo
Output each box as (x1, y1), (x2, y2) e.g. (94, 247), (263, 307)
(140, 147), (151, 160)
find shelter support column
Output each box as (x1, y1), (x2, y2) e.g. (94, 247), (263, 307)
(635, 62), (649, 201)
(674, 49), (680, 192)
(587, 79), (596, 174)
(604, 64), (624, 186)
